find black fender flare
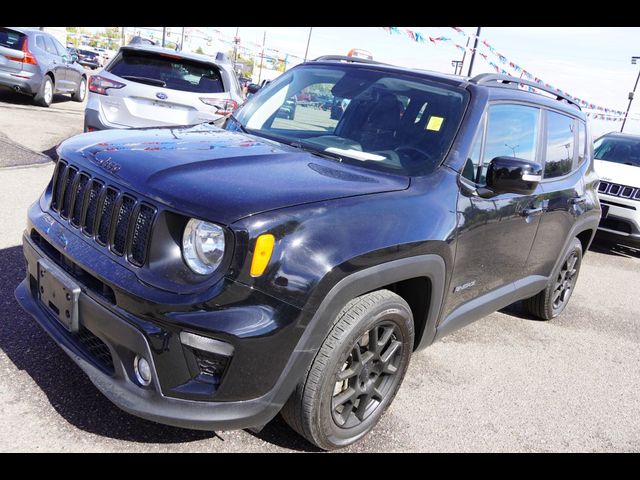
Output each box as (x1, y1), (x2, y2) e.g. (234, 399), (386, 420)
(259, 254), (446, 426)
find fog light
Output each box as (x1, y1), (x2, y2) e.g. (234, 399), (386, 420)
(134, 355), (152, 386)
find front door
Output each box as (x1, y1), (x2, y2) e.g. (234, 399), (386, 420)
(445, 102), (546, 315)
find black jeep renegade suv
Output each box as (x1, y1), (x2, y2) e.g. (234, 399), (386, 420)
(15, 56), (601, 450)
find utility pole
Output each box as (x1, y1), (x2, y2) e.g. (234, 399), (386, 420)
(233, 27), (240, 73)
(621, 56), (640, 133)
(304, 27), (313, 62)
(121, 26), (125, 47)
(258, 31), (266, 85)
(466, 26), (482, 77)
(180, 27), (185, 51)
(162, 27), (166, 47)
(451, 60), (463, 75)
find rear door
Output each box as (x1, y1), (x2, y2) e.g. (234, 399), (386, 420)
(0, 27), (27, 75)
(96, 48), (232, 128)
(51, 36), (81, 88)
(526, 110), (587, 277)
(43, 34), (68, 90)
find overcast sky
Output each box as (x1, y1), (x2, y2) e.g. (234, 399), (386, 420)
(90, 26), (640, 138)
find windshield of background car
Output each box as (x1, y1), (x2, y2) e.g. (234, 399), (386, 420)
(0, 28), (26, 50)
(593, 136), (640, 167)
(107, 50), (225, 94)
(233, 64), (469, 176)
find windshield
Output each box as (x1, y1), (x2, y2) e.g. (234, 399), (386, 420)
(231, 64), (469, 175)
(594, 136), (640, 167)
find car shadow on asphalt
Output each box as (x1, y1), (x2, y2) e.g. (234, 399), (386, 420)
(588, 236), (640, 259)
(0, 244), (318, 450)
(0, 87), (74, 107)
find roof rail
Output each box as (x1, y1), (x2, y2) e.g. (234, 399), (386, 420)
(469, 73), (580, 109)
(312, 55), (387, 66)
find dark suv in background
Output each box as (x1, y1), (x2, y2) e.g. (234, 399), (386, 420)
(15, 56), (600, 450)
(0, 27), (87, 107)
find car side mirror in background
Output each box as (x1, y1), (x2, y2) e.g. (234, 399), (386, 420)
(247, 83), (261, 94)
(70, 53), (78, 63)
(484, 156), (543, 196)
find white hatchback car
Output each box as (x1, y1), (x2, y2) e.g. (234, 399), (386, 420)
(84, 45), (244, 131)
(593, 132), (640, 247)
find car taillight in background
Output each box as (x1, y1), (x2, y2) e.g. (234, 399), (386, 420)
(5, 38), (37, 65)
(199, 98), (239, 116)
(89, 75), (126, 95)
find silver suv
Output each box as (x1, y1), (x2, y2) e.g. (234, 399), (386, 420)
(84, 45), (244, 131)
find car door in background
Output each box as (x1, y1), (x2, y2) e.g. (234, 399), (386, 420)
(42, 34), (69, 90)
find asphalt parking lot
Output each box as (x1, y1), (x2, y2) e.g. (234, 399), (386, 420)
(0, 91), (639, 452)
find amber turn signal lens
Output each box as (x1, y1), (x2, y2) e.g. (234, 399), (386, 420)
(250, 234), (275, 277)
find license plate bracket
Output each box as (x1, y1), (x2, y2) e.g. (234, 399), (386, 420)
(37, 258), (80, 332)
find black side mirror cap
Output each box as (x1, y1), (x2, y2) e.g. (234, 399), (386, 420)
(247, 83), (261, 94)
(484, 156), (543, 196)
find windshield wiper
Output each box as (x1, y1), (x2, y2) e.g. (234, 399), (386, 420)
(289, 141), (343, 162)
(121, 75), (167, 87)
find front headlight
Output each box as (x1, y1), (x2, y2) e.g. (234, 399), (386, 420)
(182, 219), (226, 275)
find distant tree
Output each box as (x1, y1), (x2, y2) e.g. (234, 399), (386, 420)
(195, 46), (204, 54)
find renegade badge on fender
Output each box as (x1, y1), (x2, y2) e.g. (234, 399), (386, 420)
(15, 55), (601, 450)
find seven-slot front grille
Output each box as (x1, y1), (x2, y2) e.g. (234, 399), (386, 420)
(50, 160), (156, 267)
(598, 181), (640, 201)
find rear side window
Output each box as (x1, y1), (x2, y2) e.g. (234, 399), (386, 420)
(107, 51), (226, 94)
(544, 111), (575, 178)
(0, 28), (26, 50)
(44, 36), (58, 55)
(577, 121), (586, 166)
(35, 35), (45, 51)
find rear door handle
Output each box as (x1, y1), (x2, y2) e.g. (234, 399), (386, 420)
(522, 207), (544, 217)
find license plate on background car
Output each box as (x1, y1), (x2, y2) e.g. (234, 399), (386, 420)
(37, 258), (80, 332)
(601, 204), (610, 219)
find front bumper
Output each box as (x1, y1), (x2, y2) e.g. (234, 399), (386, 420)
(597, 193), (640, 246)
(15, 204), (314, 431)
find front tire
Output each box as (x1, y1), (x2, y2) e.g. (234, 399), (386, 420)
(281, 290), (414, 450)
(523, 237), (583, 320)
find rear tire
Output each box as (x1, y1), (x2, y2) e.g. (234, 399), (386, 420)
(523, 237), (583, 320)
(34, 76), (53, 107)
(281, 290), (414, 450)
(71, 77), (86, 102)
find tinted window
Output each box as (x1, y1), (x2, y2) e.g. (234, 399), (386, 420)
(108, 50), (225, 94)
(235, 65), (469, 176)
(545, 111), (575, 178)
(0, 28), (25, 50)
(593, 136), (640, 167)
(480, 104), (540, 184)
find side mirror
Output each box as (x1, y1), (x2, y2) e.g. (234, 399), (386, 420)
(247, 83), (261, 94)
(70, 53), (78, 63)
(485, 156), (542, 196)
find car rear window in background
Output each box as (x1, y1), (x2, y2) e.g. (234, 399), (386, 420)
(0, 28), (26, 51)
(108, 51), (225, 94)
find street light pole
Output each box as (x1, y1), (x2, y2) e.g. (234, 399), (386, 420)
(258, 31), (266, 85)
(621, 56), (640, 133)
(466, 26), (482, 77)
(304, 27), (313, 62)
(233, 27), (240, 72)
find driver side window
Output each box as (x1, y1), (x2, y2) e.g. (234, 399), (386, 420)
(463, 104), (540, 185)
